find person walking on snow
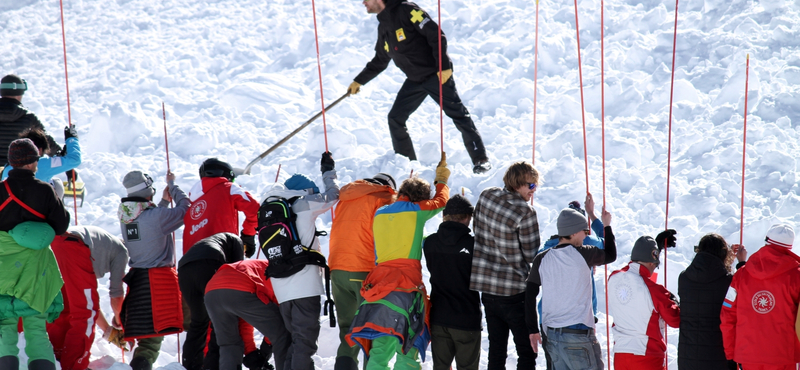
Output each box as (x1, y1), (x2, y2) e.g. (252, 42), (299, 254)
(423, 195), (481, 370)
(0, 74), (61, 165)
(348, 0), (491, 174)
(720, 224), (800, 370)
(329, 173), (397, 370)
(183, 158), (260, 257)
(47, 226), (130, 370)
(118, 170), (189, 370)
(1, 126), (81, 182)
(261, 152), (340, 370)
(525, 207), (616, 370)
(678, 233), (747, 370)
(607, 233), (681, 370)
(346, 154), (450, 370)
(0, 138), (70, 370)
(469, 161), (540, 370)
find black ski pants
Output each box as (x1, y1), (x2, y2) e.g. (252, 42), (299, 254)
(481, 292), (537, 370)
(178, 259), (224, 370)
(388, 74), (487, 163)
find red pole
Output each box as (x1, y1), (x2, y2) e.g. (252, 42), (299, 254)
(573, 0), (590, 197)
(58, 0), (79, 225)
(532, 0), (540, 168)
(162, 102), (181, 363)
(410, 169), (414, 178)
(600, 0), (610, 367)
(437, 0), (445, 153)
(663, 0), (680, 363)
(310, 0), (329, 152)
(739, 55), (750, 246)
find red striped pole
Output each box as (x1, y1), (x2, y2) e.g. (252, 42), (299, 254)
(310, 0), (329, 152)
(572, 0), (590, 197)
(600, 0), (611, 367)
(739, 55), (750, 245)
(58, 0), (79, 225)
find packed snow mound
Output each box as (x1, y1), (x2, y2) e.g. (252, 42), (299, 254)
(3, 0), (800, 368)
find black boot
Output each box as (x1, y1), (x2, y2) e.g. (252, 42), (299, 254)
(0, 356), (19, 370)
(28, 359), (56, 370)
(333, 356), (358, 370)
(130, 356), (152, 370)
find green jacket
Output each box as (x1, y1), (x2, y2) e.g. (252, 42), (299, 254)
(0, 223), (64, 321)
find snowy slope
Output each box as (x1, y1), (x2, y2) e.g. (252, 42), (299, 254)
(3, 0), (800, 368)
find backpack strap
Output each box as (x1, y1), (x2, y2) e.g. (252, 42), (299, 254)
(0, 181), (45, 219)
(322, 265), (336, 328)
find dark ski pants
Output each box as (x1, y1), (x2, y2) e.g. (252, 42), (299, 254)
(178, 259), (224, 370)
(388, 75), (487, 163)
(430, 325), (480, 370)
(331, 270), (368, 369)
(481, 292), (537, 370)
(205, 289), (290, 370)
(279, 296), (321, 370)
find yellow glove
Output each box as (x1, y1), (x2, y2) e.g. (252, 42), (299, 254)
(347, 81), (362, 95)
(103, 327), (131, 351)
(437, 69), (453, 84)
(434, 152), (450, 185)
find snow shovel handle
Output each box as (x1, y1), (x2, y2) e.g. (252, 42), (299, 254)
(239, 92), (350, 175)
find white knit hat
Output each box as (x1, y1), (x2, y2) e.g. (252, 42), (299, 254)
(765, 224), (794, 248)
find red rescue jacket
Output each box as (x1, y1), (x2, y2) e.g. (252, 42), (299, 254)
(205, 260), (277, 305)
(720, 244), (800, 365)
(182, 177), (259, 254)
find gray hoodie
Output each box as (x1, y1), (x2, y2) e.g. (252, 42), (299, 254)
(68, 225), (129, 298)
(118, 181), (190, 268)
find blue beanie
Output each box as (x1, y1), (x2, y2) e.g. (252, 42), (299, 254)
(284, 174), (319, 194)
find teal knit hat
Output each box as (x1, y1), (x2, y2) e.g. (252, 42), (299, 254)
(285, 174), (319, 194)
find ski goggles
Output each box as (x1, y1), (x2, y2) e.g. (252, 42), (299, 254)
(0, 80), (28, 92)
(527, 183), (537, 190)
(125, 174), (154, 194)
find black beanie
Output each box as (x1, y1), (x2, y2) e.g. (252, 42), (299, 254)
(444, 195), (474, 216)
(0, 75), (27, 96)
(8, 138), (39, 167)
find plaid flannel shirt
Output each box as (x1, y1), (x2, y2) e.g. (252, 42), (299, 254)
(469, 187), (540, 296)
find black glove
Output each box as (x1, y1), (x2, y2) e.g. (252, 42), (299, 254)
(320, 151), (335, 173)
(242, 349), (268, 370)
(64, 126), (78, 140)
(241, 234), (256, 258)
(656, 229), (677, 249)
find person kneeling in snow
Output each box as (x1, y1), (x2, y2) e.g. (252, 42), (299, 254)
(0, 138), (70, 370)
(205, 260), (291, 370)
(261, 152), (339, 370)
(347, 154), (450, 370)
(47, 226), (130, 370)
(118, 170), (190, 370)
(607, 233), (680, 369)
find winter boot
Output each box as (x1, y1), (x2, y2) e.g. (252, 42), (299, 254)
(242, 350), (266, 370)
(129, 356), (152, 370)
(334, 356), (358, 370)
(28, 359), (56, 370)
(0, 356), (19, 370)
(472, 159), (492, 174)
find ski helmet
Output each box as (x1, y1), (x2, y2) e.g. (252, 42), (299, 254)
(199, 158), (235, 181)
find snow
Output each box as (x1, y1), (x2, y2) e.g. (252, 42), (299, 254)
(3, 0), (800, 368)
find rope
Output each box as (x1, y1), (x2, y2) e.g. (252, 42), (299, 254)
(310, 0), (329, 151)
(663, 0), (681, 362)
(600, 0), (610, 367)
(437, 0), (444, 153)
(572, 0), (589, 197)
(739, 54), (750, 245)
(58, 0), (79, 225)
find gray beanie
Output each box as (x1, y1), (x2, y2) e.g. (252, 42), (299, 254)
(557, 208), (589, 236)
(123, 170), (156, 199)
(631, 236), (660, 265)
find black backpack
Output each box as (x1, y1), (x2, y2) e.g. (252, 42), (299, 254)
(257, 195), (336, 326)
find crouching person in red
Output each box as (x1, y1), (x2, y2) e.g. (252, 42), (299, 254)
(205, 260), (291, 370)
(47, 226), (129, 370)
(720, 224), (800, 370)
(118, 170), (190, 370)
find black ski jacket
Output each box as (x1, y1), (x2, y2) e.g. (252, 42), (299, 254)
(0, 168), (70, 234)
(354, 0), (453, 84)
(678, 252), (739, 370)
(0, 98), (60, 165)
(423, 221), (481, 331)
(178, 232), (244, 269)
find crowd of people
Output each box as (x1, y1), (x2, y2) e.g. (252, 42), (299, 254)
(2, 0), (800, 368)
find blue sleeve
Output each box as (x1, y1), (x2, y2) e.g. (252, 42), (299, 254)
(34, 138), (82, 182)
(538, 237), (558, 254)
(591, 218), (604, 238)
(1, 166), (9, 180)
